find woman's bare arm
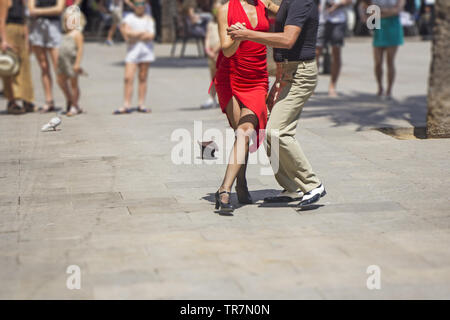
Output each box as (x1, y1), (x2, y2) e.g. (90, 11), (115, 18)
(29, 0), (65, 17)
(218, 3), (241, 58)
(0, 0), (10, 51)
(73, 30), (84, 73)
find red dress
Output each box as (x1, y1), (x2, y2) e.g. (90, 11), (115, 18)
(214, 0), (269, 152)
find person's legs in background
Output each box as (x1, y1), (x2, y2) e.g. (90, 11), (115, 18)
(57, 72), (72, 111)
(329, 45), (341, 97)
(137, 62), (152, 112)
(327, 22), (346, 97)
(373, 46), (385, 97)
(33, 46), (56, 111)
(123, 62), (137, 111)
(68, 75), (82, 115)
(385, 46), (398, 98)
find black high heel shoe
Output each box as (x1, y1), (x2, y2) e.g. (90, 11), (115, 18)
(215, 190), (234, 213)
(235, 185), (253, 204)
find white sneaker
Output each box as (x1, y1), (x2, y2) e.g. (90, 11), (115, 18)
(298, 184), (326, 206)
(264, 189), (304, 203)
(200, 98), (215, 109)
(41, 117), (61, 132)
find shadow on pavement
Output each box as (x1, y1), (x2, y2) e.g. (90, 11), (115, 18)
(111, 57), (208, 69)
(305, 91), (427, 130)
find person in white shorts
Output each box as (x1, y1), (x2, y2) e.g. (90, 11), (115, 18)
(114, 0), (155, 114)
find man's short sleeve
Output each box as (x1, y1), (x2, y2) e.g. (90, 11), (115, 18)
(285, 0), (314, 28)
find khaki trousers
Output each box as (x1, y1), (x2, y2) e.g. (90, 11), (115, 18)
(265, 59), (321, 193)
(2, 24), (34, 103)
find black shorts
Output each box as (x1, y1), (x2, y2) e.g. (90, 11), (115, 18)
(316, 22), (346, 48)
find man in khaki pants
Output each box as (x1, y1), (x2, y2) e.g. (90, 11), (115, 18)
(228, 0), (326, 206)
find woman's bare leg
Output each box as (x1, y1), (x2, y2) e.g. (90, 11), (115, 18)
(219, 101), (257, 204)
(385, 46), (398, 97)
(33, 46), (53, 104)
(107, 23), (117, 42)
(137, 62), (150, 108)
(373, 47), (385, 96)
(123, 62), (137, 110)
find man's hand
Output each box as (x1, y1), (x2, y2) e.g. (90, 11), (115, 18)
(227, 22), (250, 41)
(28, 8), (38, 17)
(227, 22), (246, 32)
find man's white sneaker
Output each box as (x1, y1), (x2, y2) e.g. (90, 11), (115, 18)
(298, 184), (326, 206)
(264, 189), (304, 203)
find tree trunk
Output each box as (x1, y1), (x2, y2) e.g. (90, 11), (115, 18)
(427, 0), (450, 138)
(161, 0), (177, 43)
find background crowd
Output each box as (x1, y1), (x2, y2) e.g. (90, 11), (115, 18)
(0, 0), (436, 115)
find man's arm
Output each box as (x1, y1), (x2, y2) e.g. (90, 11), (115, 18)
(228, 24), (301, 50)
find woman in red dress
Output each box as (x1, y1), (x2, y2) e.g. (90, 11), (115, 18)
(214, 0), (278, 213)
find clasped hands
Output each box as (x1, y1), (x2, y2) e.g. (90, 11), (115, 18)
(227, 22), (250, 41)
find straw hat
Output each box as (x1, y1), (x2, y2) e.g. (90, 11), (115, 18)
(0, 49), (20, 77)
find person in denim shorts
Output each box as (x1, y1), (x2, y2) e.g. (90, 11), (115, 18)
(28, 0), (65, 112)
(316, 0), (353, 97)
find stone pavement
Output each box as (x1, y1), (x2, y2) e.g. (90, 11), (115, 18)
(0, 38), (449, 299)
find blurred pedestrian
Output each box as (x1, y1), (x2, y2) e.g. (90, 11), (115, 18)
(114, 0), (155, 114)
(57, 5), (85, 116)
(316, 0), (353, 97)
(180, 0), (211, 38)
(0, 0), (35, 114)
(100, 0), (123, 45)
(362, 0), (404, 99)
(28, 0), (65, 112)
(201, 0), (221, 109)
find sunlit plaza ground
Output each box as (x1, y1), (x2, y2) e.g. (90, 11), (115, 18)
(0, 38), (449, 299)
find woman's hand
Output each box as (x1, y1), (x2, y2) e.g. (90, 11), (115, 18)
(1, 40), (11, 52)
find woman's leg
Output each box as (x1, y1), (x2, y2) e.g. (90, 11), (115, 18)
(123, 62), (137, 109)
(219, 102), (257, 204)
(33, 46), (54, 105)
(385, 46), (398, 97)
(329, 45), (341, 97)
(107, 23), (117, 42)
(137, 62), (150, 108)
(373, 47), (384, 96)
